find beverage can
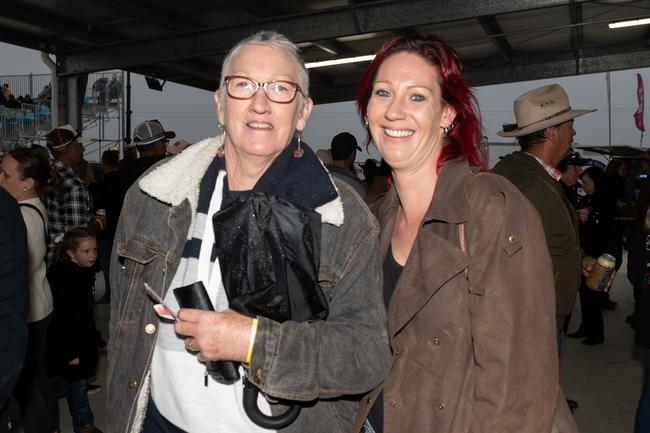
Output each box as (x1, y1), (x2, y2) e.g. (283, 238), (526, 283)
(585, 254), (616, 291)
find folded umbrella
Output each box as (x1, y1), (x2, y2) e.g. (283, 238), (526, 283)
(212, 192), (328, 429)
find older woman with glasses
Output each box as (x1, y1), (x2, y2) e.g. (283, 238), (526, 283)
(107, 31), (390, 433)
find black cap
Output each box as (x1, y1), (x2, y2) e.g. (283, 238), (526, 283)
(557, 150), (589, 171)
(331, 132), (361, 160)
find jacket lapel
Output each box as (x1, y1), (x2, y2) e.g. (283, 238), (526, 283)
(379, 159), (472, 337)
(387, 224), (468, 336)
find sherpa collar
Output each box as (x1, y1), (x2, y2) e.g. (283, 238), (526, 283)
(138, 135), (344, 226)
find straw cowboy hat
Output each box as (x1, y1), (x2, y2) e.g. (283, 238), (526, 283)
(497, 84), (596, 137)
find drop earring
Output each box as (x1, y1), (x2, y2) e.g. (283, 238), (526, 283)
(441, 121), (455, 137)
(293, 131), (304, 158)
(364, 116), (368, 127)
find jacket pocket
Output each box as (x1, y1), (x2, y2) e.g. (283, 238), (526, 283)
(116, 235), (161, 264)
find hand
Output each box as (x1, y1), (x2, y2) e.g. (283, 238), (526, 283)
(577, 208), (589, 223)
(68, 357), (80, 365)
(174, 309), (253, 363)
(582, 256), (595, 278)
(582, 256), (617, 292)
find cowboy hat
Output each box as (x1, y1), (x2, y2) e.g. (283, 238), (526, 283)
(497, 84), (595, 137)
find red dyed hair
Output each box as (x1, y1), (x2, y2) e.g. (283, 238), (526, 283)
(356, 34), (484, 170)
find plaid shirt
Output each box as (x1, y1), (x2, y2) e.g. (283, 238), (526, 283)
(45, 160), (93, 265)
(525, 152), (562, 181)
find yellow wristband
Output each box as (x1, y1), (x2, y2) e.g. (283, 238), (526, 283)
(245, 318), (259, 365)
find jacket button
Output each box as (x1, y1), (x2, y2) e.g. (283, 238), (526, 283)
(127, 379), (137, 389)
(508, 234), (517, 244)
(438, 403), (445, 410)
(144, 323), (156, 334)
(389, 400), (396, 407)
(366, 396), (372, 404)
(433, 338), (440, 345)
(394, 349), (400, 356)
(254, 368), (263, 382)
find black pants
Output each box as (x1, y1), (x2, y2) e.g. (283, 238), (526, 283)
(577, 279), (605, 341)
(142, 399), (188, 433)
(13, 314), (59, 433)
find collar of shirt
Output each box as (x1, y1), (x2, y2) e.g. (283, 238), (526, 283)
(524, 152), (561, 181)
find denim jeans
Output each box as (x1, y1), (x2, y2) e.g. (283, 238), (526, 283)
(636, 350), (650, 433)
(142, 399), (187, 433)
(49, 376), (95, 431)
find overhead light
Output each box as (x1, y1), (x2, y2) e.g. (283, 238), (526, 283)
(608, 17), (650, 29)
(144, 75), (166, 91)
(305, 55), (375, 69)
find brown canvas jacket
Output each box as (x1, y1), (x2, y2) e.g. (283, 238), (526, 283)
(353, 159), (578, 433)
(492, 151), (582, 319)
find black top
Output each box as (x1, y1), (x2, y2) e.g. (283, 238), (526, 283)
(368, 245), (403, 433)
(45, 261), (98, 380)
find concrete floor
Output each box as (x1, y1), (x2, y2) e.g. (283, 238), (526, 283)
(9, 266), (644, 432)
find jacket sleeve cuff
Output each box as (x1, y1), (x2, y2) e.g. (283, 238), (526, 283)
(247, 316), (280, 390)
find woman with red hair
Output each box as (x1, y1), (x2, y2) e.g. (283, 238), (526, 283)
(352, 34), (577, 433)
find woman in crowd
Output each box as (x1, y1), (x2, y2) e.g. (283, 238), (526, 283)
(0, 147), (58, 433)
(568, 166), (616, 345)
(352, 34), (577, 433)
(46, 227), (102, 433)
(107, 31), (390, 433)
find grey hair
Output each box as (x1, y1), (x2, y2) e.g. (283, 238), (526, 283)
(219, 31), (310, 107)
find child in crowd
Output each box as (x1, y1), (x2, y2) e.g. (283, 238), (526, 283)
(45, 227), (103, 433)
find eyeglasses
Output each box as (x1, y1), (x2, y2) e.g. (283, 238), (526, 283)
(223, 76), (304, 104)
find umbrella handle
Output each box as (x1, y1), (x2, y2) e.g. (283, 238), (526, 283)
(243, 376), (301, 429)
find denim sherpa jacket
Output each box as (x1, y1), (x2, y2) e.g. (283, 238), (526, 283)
(107, 135), (391, 433)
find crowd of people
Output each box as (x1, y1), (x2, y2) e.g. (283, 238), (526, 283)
(0, 30), (648, 433)
(0, 83), (50, 110)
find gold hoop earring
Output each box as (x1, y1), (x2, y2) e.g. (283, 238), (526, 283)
(293, 131), (304, 158)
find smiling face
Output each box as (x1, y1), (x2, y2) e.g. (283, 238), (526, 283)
(215, 44), (313, 163)
(67, 237), (97, 268)
(366, 51), (456, 173)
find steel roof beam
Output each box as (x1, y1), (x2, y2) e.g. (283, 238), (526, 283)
(87, 0), (199, 32)
(59, 0), (585, 75)
(464, 46), (650, 87)
(569, 1), (584, 74)
(2, 1), (116, 45)
(308, 45), (650, 103)
(477, 15), (514, 63)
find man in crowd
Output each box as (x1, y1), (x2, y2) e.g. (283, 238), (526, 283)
(45, 124), (94, 265)
(120, 119), (175, 190)
(326, 132), (367, 198)
(493, 83), (595, 356)
(558, 149), (588, 208)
